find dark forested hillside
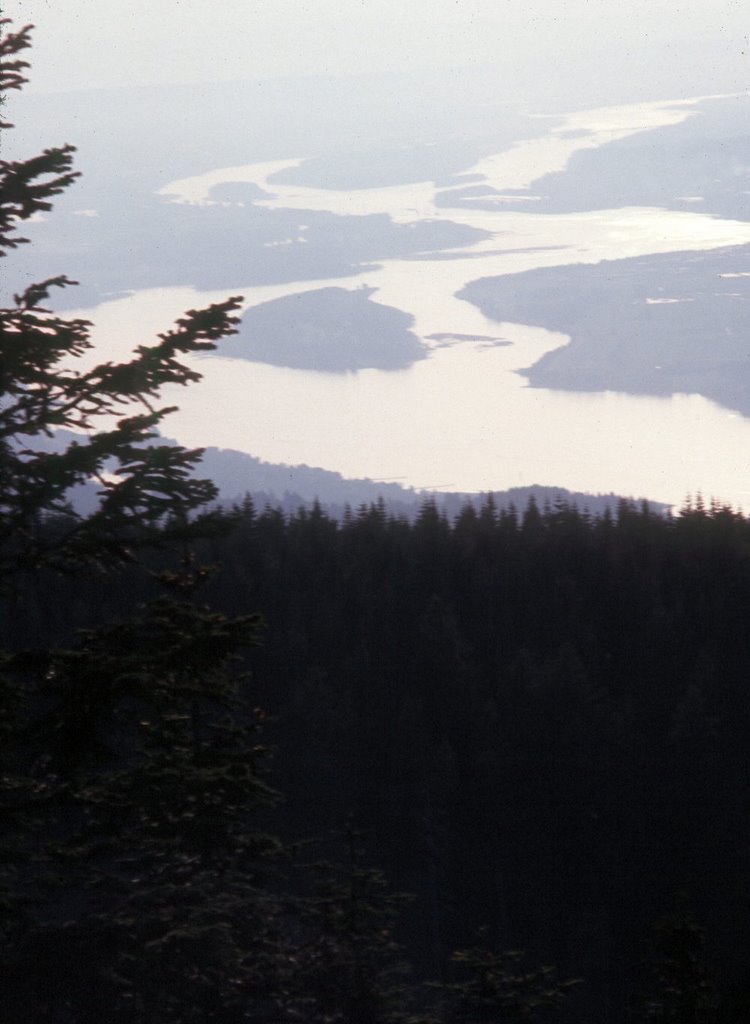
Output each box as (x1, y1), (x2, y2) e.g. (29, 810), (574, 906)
(9, 496), (750, 1021)
(205, 497), (750, 1022)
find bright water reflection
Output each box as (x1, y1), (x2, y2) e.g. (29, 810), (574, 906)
(75, 97), (750, 509)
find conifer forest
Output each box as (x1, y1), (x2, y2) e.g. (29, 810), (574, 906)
(4, 18), (750, 1024)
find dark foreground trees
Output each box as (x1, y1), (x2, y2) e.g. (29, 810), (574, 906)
(2, 22), (574, 1024)
(157, 492), (750, 1023)
(0, 19), (286, 1021)
(12, 16), (750, 1023)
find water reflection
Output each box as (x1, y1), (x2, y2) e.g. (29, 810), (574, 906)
(70, 285), (750, 509)
(72, 97), (750, 509)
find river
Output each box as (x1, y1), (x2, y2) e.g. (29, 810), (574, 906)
(70, 95), (750, 509)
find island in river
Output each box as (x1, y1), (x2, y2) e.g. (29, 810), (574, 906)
(221, 286), (425, 372)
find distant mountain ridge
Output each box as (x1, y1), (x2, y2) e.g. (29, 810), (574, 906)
(32, 431), (669, 519)
(196, 444), (670, 518)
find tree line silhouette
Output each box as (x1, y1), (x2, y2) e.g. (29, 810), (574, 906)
(7, 492), (750, 1020)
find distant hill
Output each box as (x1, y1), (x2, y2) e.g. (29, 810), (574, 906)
(197, 444), (669, 518)
(531, 94), (750, 223)
(29, 431), (669, 520)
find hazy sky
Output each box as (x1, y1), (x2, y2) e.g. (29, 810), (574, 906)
(4, 0), (748, 94)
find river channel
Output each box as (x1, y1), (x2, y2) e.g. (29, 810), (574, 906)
(72, 95), (750, 509)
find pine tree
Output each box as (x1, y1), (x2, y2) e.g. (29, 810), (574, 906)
(0, 19), (290, 1021)
(433, 939), (580, 1024)
(288, 828), (416, 1024)
(630, 908), (718, 1024)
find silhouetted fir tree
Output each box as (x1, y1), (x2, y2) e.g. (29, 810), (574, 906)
(414, 733), (460, 982)
(287, 829), (416, 1024)
(0, 20), (290, 1021)
(629, 908), (718, 1024)
(430, 938), (580, 1024)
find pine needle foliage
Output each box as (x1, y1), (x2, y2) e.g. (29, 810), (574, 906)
(0, 19), (290, 1022)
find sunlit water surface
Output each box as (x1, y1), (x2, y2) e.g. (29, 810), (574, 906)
(72, 97), (750, 509)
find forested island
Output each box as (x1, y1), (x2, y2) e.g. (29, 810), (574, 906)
(4, 18), (750, 1024)
(224, 286), (425, 371)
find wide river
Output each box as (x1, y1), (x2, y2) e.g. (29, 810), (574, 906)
(73, 96), (750, 509)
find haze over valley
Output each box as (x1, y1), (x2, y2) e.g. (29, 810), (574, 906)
(5, 7), (750, 510)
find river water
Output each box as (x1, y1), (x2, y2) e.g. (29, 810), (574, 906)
(73, 96), (750, 509)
